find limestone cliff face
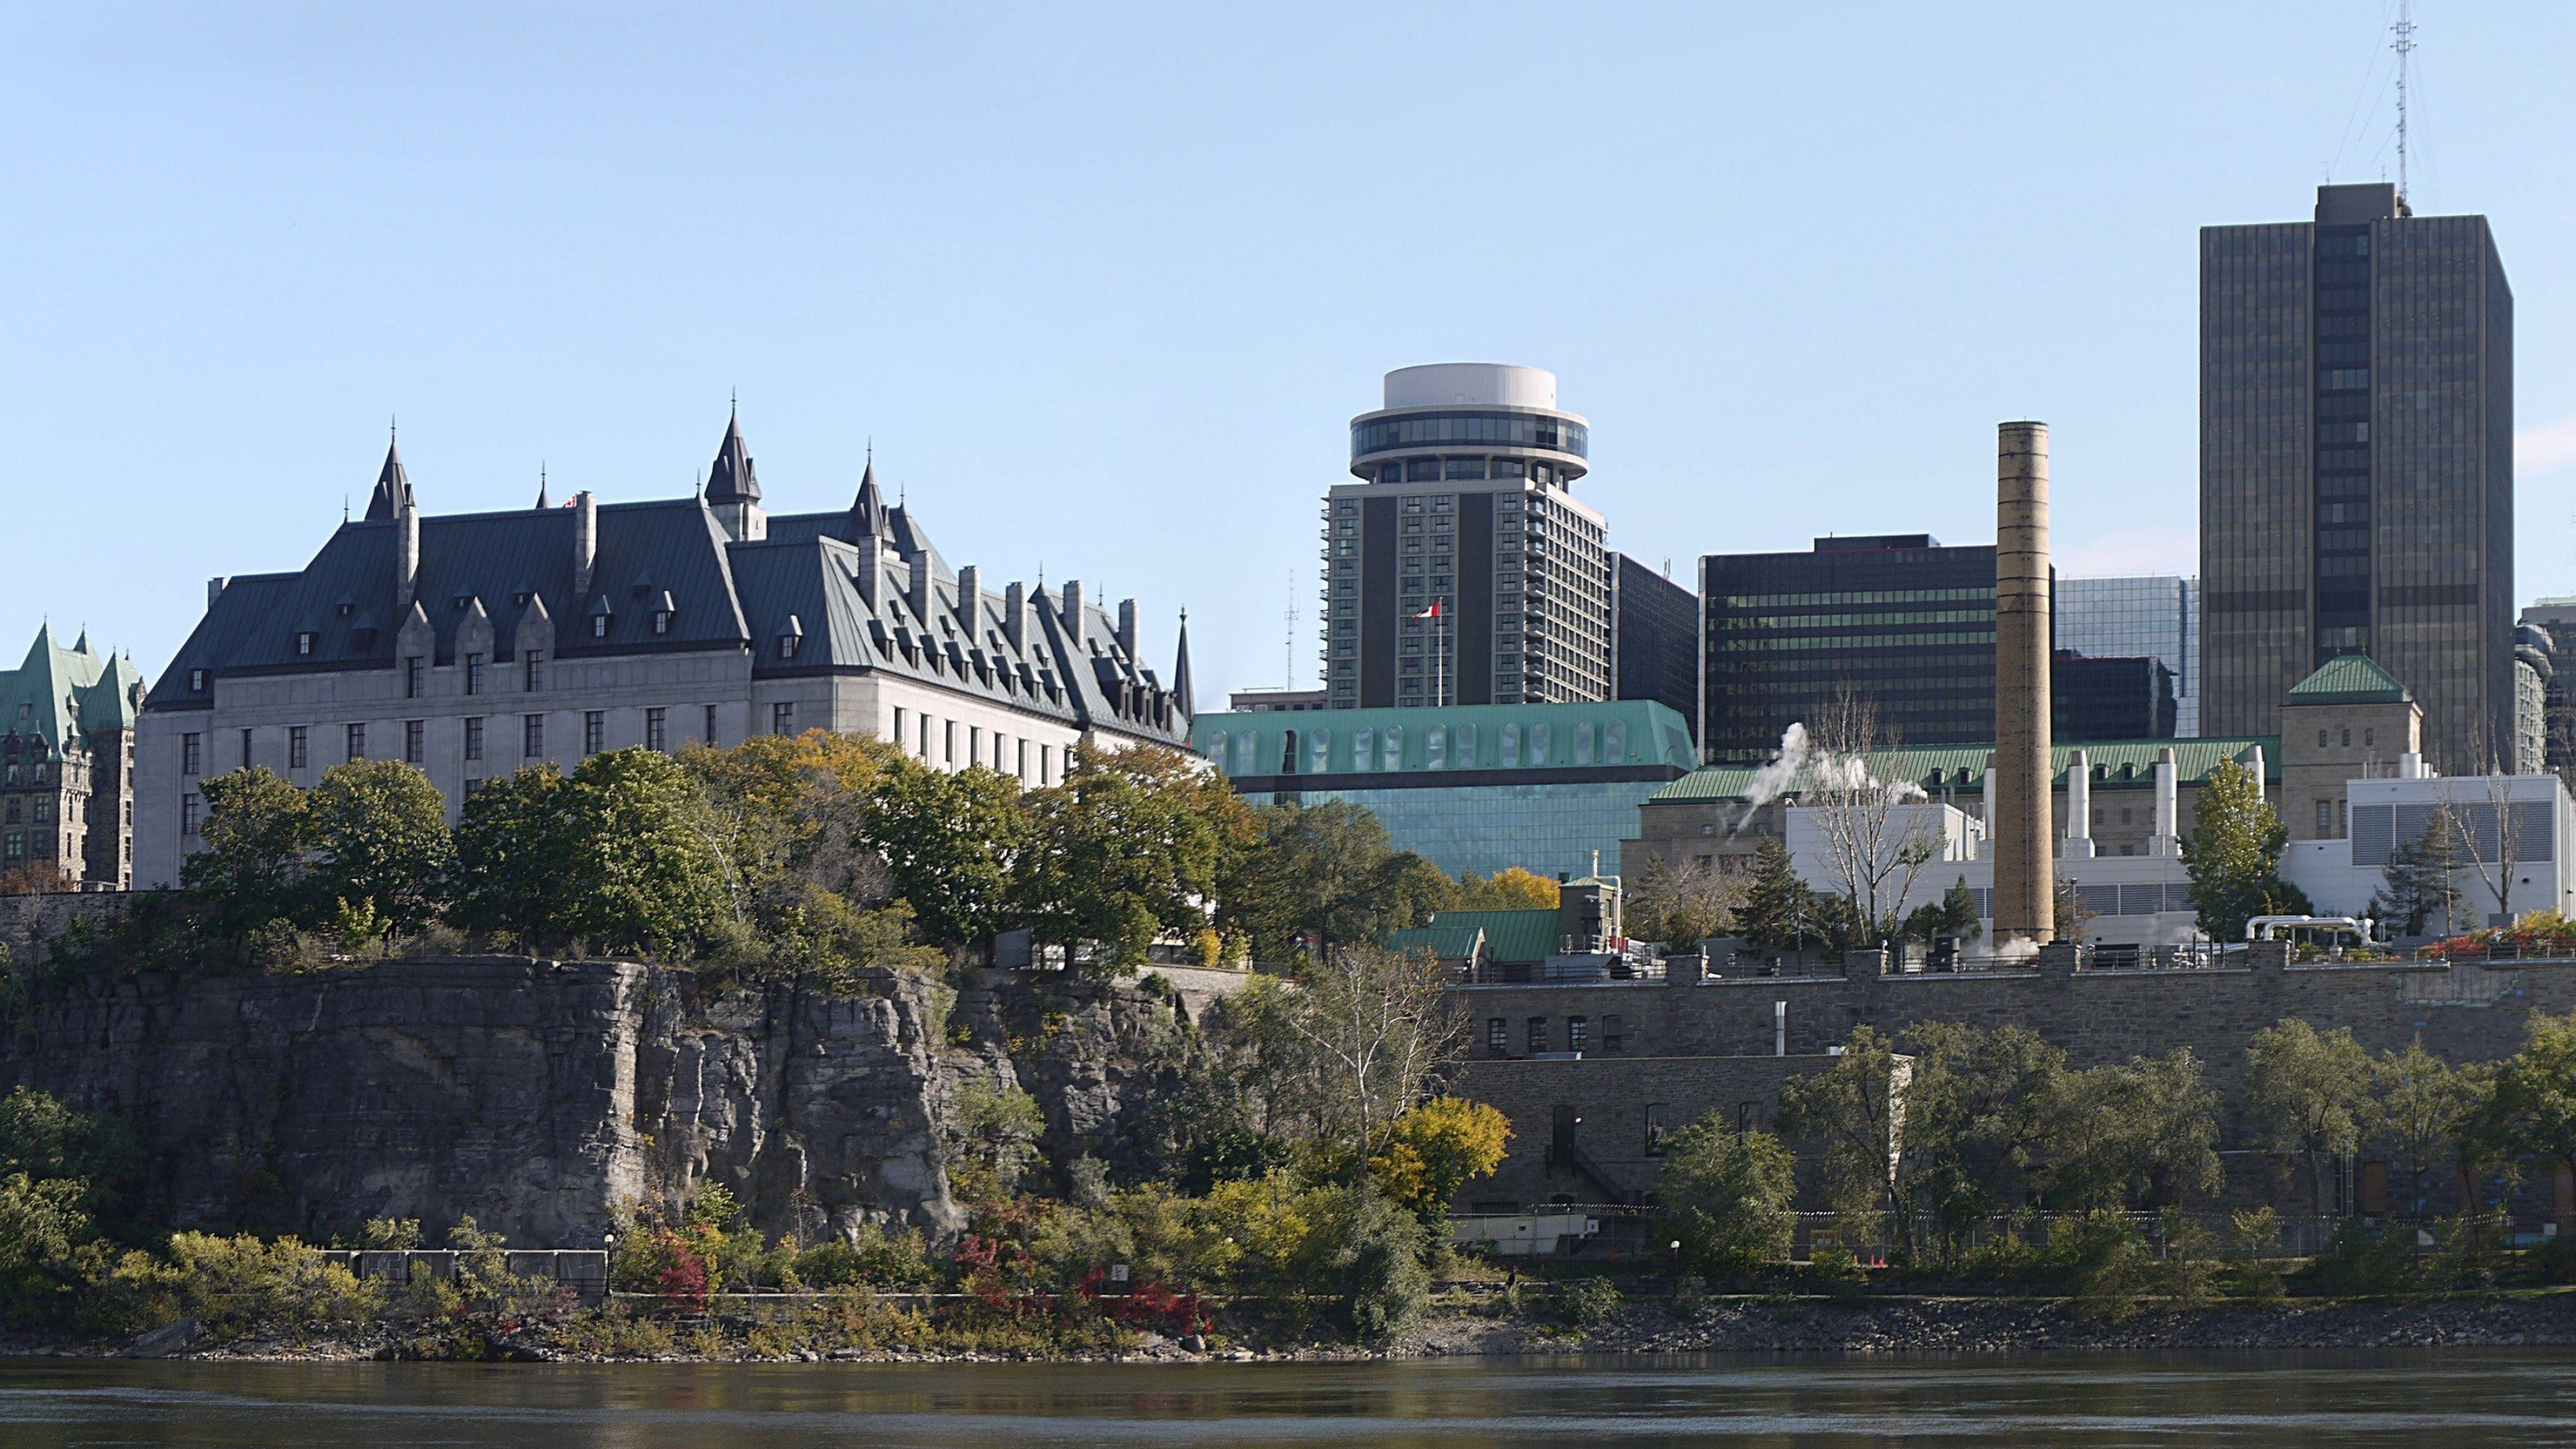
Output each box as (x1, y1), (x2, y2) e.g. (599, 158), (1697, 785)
(0, 957), (966, 1246)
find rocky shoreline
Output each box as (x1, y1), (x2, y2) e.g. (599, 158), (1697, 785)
(9, 1292), (2576, 1364)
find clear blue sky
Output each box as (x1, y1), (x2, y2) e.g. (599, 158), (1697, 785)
(5, 2), (2570, 705)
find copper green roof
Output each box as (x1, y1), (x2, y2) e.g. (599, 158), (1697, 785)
(0, 625), (142, 754)
(1648, 735), (2280, 804)
(1385, 925), (1489, 962)
(1420, 908), (1561, 965)
(2286, 654), (2412, 706)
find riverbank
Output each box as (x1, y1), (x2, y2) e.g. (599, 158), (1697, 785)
(11, 1290), (2576, 1364)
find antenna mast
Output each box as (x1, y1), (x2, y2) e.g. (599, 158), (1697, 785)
(1283, 574), (1299, 688)
(2392, 0), (2417, 204)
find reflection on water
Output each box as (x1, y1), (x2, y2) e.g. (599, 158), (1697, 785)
(3, 1352), (2575, 1447)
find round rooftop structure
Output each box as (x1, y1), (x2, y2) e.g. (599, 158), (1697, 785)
(1348, 362), (1589, 485)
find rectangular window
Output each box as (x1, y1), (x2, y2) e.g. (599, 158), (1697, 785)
(944, 720), (957, 765)
(2316, 800), (2336, 836)
(405, 657), (424, 698)
(1603, 1014), (1623, 1053)
(1525, 1017), (1548, 1054)
(918, 714), (932, 757)
(181, 733), (201, 776)
(1567, 1016), (1589, 1054)
(584, 710), (605, 756)
(1487, 1018), (1507, 1055)
(239, 729), (253, 769)
(523, 714), (545, 759)
(894, 706), (908, 752)
(288, 727), (309, 770)
(524, 651), (544, 691)
(465, 654), (484, 696)
(704, 704), (720, 744)
(645, 707), (667, 753)
(345, 722), (366, 760)
(404, 720), (425, 764)
(464, 716), (484, 762)
(181, 794), (200, 837)
(1645, 1104), (1668, 1155)
(772, 702), (795, 736)
(1039, 743), (1052, 784)
(1016, 738), (1030, 780)
(969, 726), (981, 765)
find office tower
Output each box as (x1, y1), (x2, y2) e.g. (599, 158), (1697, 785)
(2523, 599), (2576, 782)
(1323, 364), (1609, 709)
(2058, 575), (2200, 736)
(1610, 553), (1699, 733)
(1699, 535), (2006, 763)
(2052, 653), (2178, 741)
(2201, 182), (2513, 769)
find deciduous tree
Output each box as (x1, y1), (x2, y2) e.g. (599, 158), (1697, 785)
(2182, 757), (2310, 941)
(304, 760), (453, 936)
(1654, 1117), (1797, 1275)
(2245, 1018), (2377, 1217)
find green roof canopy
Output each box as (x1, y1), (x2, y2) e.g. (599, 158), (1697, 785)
(2285, 654), (2413, 706)
(1192, 699), (1695, 779)
(1420, 908), (1560, 965)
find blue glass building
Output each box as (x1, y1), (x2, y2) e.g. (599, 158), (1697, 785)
(1193, 700), (1696, 882)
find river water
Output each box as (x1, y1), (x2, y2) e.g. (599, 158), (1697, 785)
(3, 1352), (2573, 1446)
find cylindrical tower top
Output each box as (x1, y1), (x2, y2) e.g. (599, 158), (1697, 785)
(1383, 363), (1558, 411)
(1992, 419), (2054, 944)
(1349, 362), (1589, 484)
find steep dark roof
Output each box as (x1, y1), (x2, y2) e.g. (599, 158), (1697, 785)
(364, 439), (413, 521)
(705, 409), (759, 504)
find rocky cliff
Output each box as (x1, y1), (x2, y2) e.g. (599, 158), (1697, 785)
(0, 957), (1001, 1247)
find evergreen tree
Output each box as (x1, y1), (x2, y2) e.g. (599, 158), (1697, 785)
(1733, 836), (1825, 951)
(2181, 757), (2310, 941)
(2371, 812), (2467, 938)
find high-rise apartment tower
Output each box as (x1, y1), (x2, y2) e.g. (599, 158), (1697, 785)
(2201, 182), (2512, 769)
(1323, 365), (1610, 708)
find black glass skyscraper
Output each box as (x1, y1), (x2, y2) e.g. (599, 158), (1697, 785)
(2201, 182), (2512, 770)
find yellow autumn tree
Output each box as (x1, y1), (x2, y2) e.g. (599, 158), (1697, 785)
(1367, 1096), (1512, 1216)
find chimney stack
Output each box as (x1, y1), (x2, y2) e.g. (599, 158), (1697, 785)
(2150, 746), (2181, 855)
(2062, 749), (2094, 859)
(1004, 581), (1028, 650)
(1061, 580), (1085, 649)
(955, 566), (981, 634)
(1993, 421), (2054, 943)
(572, 492), (598, 598)
(207, 577), (229, 611)
(1116, 598), (1138, 657)
(395, 492), (421, 616)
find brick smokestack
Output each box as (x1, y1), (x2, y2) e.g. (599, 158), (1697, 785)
(1994, 421), (2054, 943)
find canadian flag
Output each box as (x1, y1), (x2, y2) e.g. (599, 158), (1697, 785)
(1411, 601), (1442, 620)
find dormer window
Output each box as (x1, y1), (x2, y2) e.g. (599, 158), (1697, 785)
(591, 615), (609, 639)
(296, 632), (317, 657)
(779, 633), (800, 659)
(189, 669), (207, 692)
(779, 614), (804, 659)
(653, 612), (672, 636)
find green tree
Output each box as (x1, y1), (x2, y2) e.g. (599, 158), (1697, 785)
(1220, 801), (1448, 962)
(1894, 1021), (2065, 1263)
(180, 767), (313, 940)
(447, 765), (575, 942)
(0, 1086), (140, 1231)
(1902, 877), (1984, 945)
(1776, 1025), (1902, 1238)
(1018, 744), (1257, 969)
(1733, 836), (1829, 952)
(2486, 1008), (2576, 1203)
(2181, 757), (2310, 941)
(304, 760), (453, 935)
(2375, 1042), (2479, 1220)
(2245, 1018), (2377, 1217)
(553, 749), (729, 952)
(2042, 1048), (2223, 1212)
(2371, 812), (2468, 938)
(1654, 1116), (1798, 1275)
(865, 757), (1029, 945)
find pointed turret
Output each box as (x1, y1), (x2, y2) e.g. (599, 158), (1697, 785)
(851, 458), (886, 535)
(1171, 610), (1195, 718)
(365, 437), (413, 521)
(704, 404), (767, 541)
(535, 466), (551, 510)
